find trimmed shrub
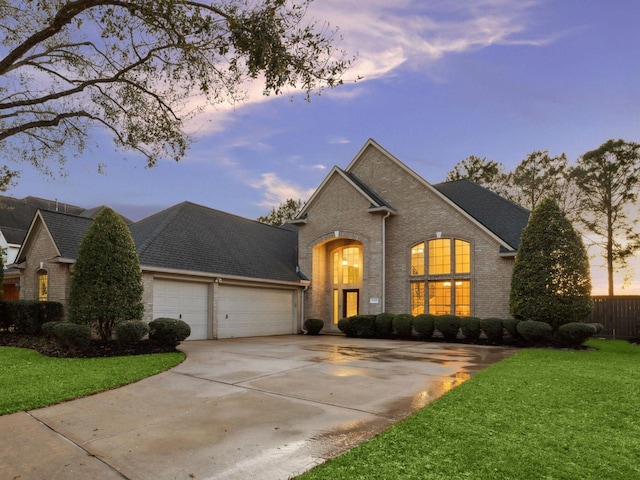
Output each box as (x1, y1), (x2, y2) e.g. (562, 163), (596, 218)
(460, 316), (481, 341)
(588, 323), (605, 334)
(510, 198), (593, 329)
(434, 315), (461, 341)
(67, 207), (143, 340)
(502, 318), (521, 340)
(374, 313), (395, 338)
(480, 317), (504, 344)
(303, 318), (324, 335)
(337, 317), (353, 337)
(349, 315), (376, 338)
(558, 322), (597, 346)
(413, 313), (435, 339)
(115, 320), (150, 346)
(393, 313), (414, 338)
(54, 323), (91, 350)
(148, 318), (191, 346)
(517, 320), (553, 345)
(41, 321), (61, 338)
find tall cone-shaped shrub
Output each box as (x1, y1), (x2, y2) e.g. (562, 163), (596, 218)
(68, 207), (143, 340)
(509, 198), (592, 330)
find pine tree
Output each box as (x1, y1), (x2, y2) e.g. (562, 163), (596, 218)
(509, 198), (592, 330)
(68, 207), (143, 340)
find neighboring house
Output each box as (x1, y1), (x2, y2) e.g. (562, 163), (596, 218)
(292, 139), (530, 332)
(12, 139), (529, 340)
(13, 202), (306, 340)
(0, 196), (85, 300)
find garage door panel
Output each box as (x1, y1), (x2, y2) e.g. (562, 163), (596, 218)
(153, 280), (209, 340)
(217, 285), (295, 339)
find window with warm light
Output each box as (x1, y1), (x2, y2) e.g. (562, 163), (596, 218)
(37, 270), (48, 301)
(410, 238), (472, 316)
(411, 242), (424, 276)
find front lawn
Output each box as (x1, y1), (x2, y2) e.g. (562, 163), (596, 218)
(298, 339), (640, 480)
(0, 347), (184, 415)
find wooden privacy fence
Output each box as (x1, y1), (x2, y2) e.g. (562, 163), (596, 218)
(589, 296), (640, 339)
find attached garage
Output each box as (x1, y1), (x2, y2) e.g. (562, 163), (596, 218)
(153, 279), (210, 340)
(216, 284), (296, 339)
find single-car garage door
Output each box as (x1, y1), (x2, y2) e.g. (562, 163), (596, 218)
(217, 285), (295, 338)
(153, 279), (209, 340)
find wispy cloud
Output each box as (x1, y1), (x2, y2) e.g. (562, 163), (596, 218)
(186, 1), (553, 134)
(250, 172), (316, 208)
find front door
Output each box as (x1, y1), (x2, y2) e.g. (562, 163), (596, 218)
(343, 289), (359, 318)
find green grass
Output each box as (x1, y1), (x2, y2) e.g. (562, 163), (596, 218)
(0, 347), (184, 415)
(298, 340), (640, 480)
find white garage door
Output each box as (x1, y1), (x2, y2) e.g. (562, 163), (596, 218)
(153, 280), (209, 340)
(217, 285), (295, 339)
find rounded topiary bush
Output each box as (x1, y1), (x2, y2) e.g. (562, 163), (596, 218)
(349, 315), (376, 338)
(303, 318), (324, 335)
(54, 322), (91, 350)
(502, 318), (521, 341)
(148, 318), (191, 346)
(558, 322), (597, 347)
(588, 323), (604, 334)
(115, 320), (150, 346)
(375, 313), (395, 338)
(480, 317), (504, 344)
(460, 316), (481, 341)
(337, 318), (354, 337)
(434, 315), (461, 341)
(393, 314), (414, 338)
(517, 320), (553, 345)
(41, 321), (61, 338)
(413, 313), (435, 339)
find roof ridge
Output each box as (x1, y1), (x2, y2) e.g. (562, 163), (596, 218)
(132, 202), (187, 256)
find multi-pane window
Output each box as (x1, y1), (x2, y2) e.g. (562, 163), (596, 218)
(411, 243), (424, 276)
(410, 281), (425, 315)
(410, 238), (471, 316)
(37, 270), (48, 301)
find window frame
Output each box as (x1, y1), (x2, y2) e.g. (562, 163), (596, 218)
(409, 237), (472, 316)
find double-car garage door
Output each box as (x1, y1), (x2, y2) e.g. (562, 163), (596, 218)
(153, 279), (297, 340)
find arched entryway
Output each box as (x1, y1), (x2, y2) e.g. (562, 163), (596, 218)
(329, 242), (363, 325)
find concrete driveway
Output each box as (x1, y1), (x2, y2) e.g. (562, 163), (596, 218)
(1, 335), (515, 480)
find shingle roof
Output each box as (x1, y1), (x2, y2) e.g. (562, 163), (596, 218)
(37, 210), (94, 259)
(0, 196), (84, 244)
(130, 202), (301, 282)
(24, 202), (302, 283)
(433, 179), (530, 251)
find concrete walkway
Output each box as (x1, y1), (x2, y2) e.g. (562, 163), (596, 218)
(1, 335), (515, 480)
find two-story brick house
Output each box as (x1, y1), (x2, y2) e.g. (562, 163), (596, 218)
(292, 139), (529, 331)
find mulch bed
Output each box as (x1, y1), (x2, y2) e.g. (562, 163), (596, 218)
(0, 333), (179, 358)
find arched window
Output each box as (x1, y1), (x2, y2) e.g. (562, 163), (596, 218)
(37, 270), (48, 301)
(410, 238), (471, 316)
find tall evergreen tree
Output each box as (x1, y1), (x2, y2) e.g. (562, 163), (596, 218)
(257, 198), (303, 226)
(510, 198), (592, 330)
(68, 207), (143, 340)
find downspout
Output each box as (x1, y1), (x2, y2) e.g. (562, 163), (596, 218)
(381, 211), (392, 313)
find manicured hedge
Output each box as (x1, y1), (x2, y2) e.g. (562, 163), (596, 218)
(516, 320), (553, 344)
(0, 300), (64, 334)
(303, 318), (324, 335)
(460, 316), (481, 341)
(54, 322), (91, 350)
(393, 314), (414, 338)
(375, 313), (395, 338)
(480, 317), (504, 344)
(115, 320), (150, 346)
(413, 314), (435, 339)
(558, 322), (597, 346)
(434, 315), (461, 341)
(149, 318), (191, 346)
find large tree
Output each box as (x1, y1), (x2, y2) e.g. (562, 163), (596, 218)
(509, 198), (592, 330)
(257, 198), (302, 226)
(573, 139), (640, 296)
(445, 155), (509, 195)
(0, 0), (351, 181)
(509, 150), (578, 216)
(67, 207), (143, 340)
